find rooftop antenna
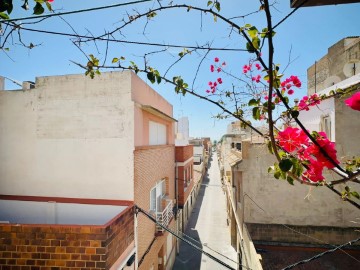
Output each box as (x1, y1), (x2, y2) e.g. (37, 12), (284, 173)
(3, 76), (22, 87)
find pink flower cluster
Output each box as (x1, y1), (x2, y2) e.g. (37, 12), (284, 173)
(280, 75), (301, 96)
(345, 91), (360, 111)
(206, 57), (226, 94)
(252, 75), (261, 83)
(242, 62), (261, 74)
(276, 127), (339, 182)
(298, 94), (320, 111)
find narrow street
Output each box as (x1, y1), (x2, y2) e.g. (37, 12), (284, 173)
(173, 153), (238, 270)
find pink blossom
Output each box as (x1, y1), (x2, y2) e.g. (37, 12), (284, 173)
(214, 57), (219, 62)
(255, 63), (261, 70)
(210, 65), (214, 72)
(217, 67), (222, 73)
(217, 78), (223, 84)
(277, 127), (309, 153)
(288, 89), (294, 95)
(222, 61), (226, 66)
(345, 92), (360, 111)
(206, 90), (210, 93)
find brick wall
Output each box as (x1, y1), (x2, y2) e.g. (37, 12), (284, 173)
(175, 145), (193, 162)
(134, 145), (175, 270)
(0, 205), (134, 269)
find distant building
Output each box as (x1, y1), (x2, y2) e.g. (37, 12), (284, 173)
(219, 38), (360, 269)
(0, 71), (177, 270)
(307, 37), (360, 95)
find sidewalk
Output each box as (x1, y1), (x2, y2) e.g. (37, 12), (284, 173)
(172, 153), (238, 270)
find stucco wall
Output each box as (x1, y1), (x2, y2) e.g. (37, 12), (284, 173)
(0, 72), (135, 200)
(131, 73), (174, 147)
(237, 142), (359, 228)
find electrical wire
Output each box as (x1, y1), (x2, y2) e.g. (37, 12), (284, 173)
(1, 23), (249, 52)
(135, 205), (250, 270)
(281, 237), (360, 270)
(1, 0), (153, 23)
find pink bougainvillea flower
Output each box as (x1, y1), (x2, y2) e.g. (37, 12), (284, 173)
(214, 57), (219, 62)
(288, 89), (294, 95)
(345, 91), (360, 111)
(222, 61), (226, 66)
(255, 63), (261, 70)
(206, 90), (210, 93)
(208, 81), (213, 86)
(47, 0), (54, 2)
(302, 159), (325, 182)
(217, 67), (222, 73)
(210, 65), (214, 72)
(217, 78), (223, 84)
(276, 127), (309, 153)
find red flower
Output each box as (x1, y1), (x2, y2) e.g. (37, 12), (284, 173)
(217, 78), (223, 84)
(206, 89), (210, 93)
(345, 91), (360, 111)
(277, 127), (309, 153)
(255, 63), (261, 70)
(210, 65), (214, 72)
(288, 89), (294, 95)
(47, 0), (54, 2)
(217, 67), (222, 73)
(214, 57), (219, 62)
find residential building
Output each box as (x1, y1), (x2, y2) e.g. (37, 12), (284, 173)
(219, 38), (360, 269)
(0, 196), (135, 269)
(307, 37), (360, 95)
(0, 71), (177, 270)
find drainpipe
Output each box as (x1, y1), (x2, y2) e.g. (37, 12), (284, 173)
(175, 162), (179, 254)
(135, 208), (139, 270)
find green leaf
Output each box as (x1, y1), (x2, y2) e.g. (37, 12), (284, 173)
(0, 0), (13, 14)
(274, 171), (281, 179)
(248, 26), (258, 38)
(0, 11), (9, 19)
(248, 98), (258, 106)
(33, 2), (44, 15)
(45, 1), (52, 12)
(287, 176), (294, 185)
(112, 58), (119, 64)
(279, 159), (293, 172)
(252, 107), (260, 120)
(252, 37), (260, 50)
(207, 1), (213, 7)
(291, 110), (299, 118)
(350, 191), (360, 200)
(215, 1), (221, 12)
(147, 72), (155, 84)
(246, 42), (256, 53)
(345, 186), (350, 192)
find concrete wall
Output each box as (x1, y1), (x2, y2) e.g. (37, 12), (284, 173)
(236, 141), (359, 228)
(0, 72), (135, 200)
(307, 37), (360, 94)
(132, 73), (174, 147)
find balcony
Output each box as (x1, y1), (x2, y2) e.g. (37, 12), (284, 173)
(156, 199), (173, 232)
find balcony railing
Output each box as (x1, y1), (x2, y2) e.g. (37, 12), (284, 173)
(156, 199), (173, 232)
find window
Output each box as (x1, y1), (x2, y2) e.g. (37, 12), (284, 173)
(150, 179), (166, 212)
(149, 121), (167, 145)
(321, 115), (332, 141)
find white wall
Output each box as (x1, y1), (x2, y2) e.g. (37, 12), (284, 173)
(0, 200), (126, 225)
(0, 72), (135, 200)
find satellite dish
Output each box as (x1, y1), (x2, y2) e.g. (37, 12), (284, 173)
(324, 75), (341, 88)
(343, 60), (360, 78)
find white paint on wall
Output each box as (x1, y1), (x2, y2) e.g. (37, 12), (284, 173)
(0, 72), (135, 200)
(0, 200), (126, 225)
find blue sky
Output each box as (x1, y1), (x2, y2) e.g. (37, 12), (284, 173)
(1, 0), (360, 141)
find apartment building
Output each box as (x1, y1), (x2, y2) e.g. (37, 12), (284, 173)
(219, 38), (360, 269)
(0, 71), (177, 270)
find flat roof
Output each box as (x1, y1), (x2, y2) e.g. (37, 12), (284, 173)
(0, 196), (132, 226)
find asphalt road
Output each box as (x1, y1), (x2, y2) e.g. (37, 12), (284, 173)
(172, 153), (238, 270)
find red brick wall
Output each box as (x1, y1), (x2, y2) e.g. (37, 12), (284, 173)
(175, 145), (193, 162)
(0, 205), (134, 270)
(134, 145), (175, 270)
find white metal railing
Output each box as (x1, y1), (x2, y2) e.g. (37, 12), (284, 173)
(156, 199), (173, 232)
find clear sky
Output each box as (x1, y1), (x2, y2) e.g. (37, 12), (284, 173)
(1, 0), (360, 141)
